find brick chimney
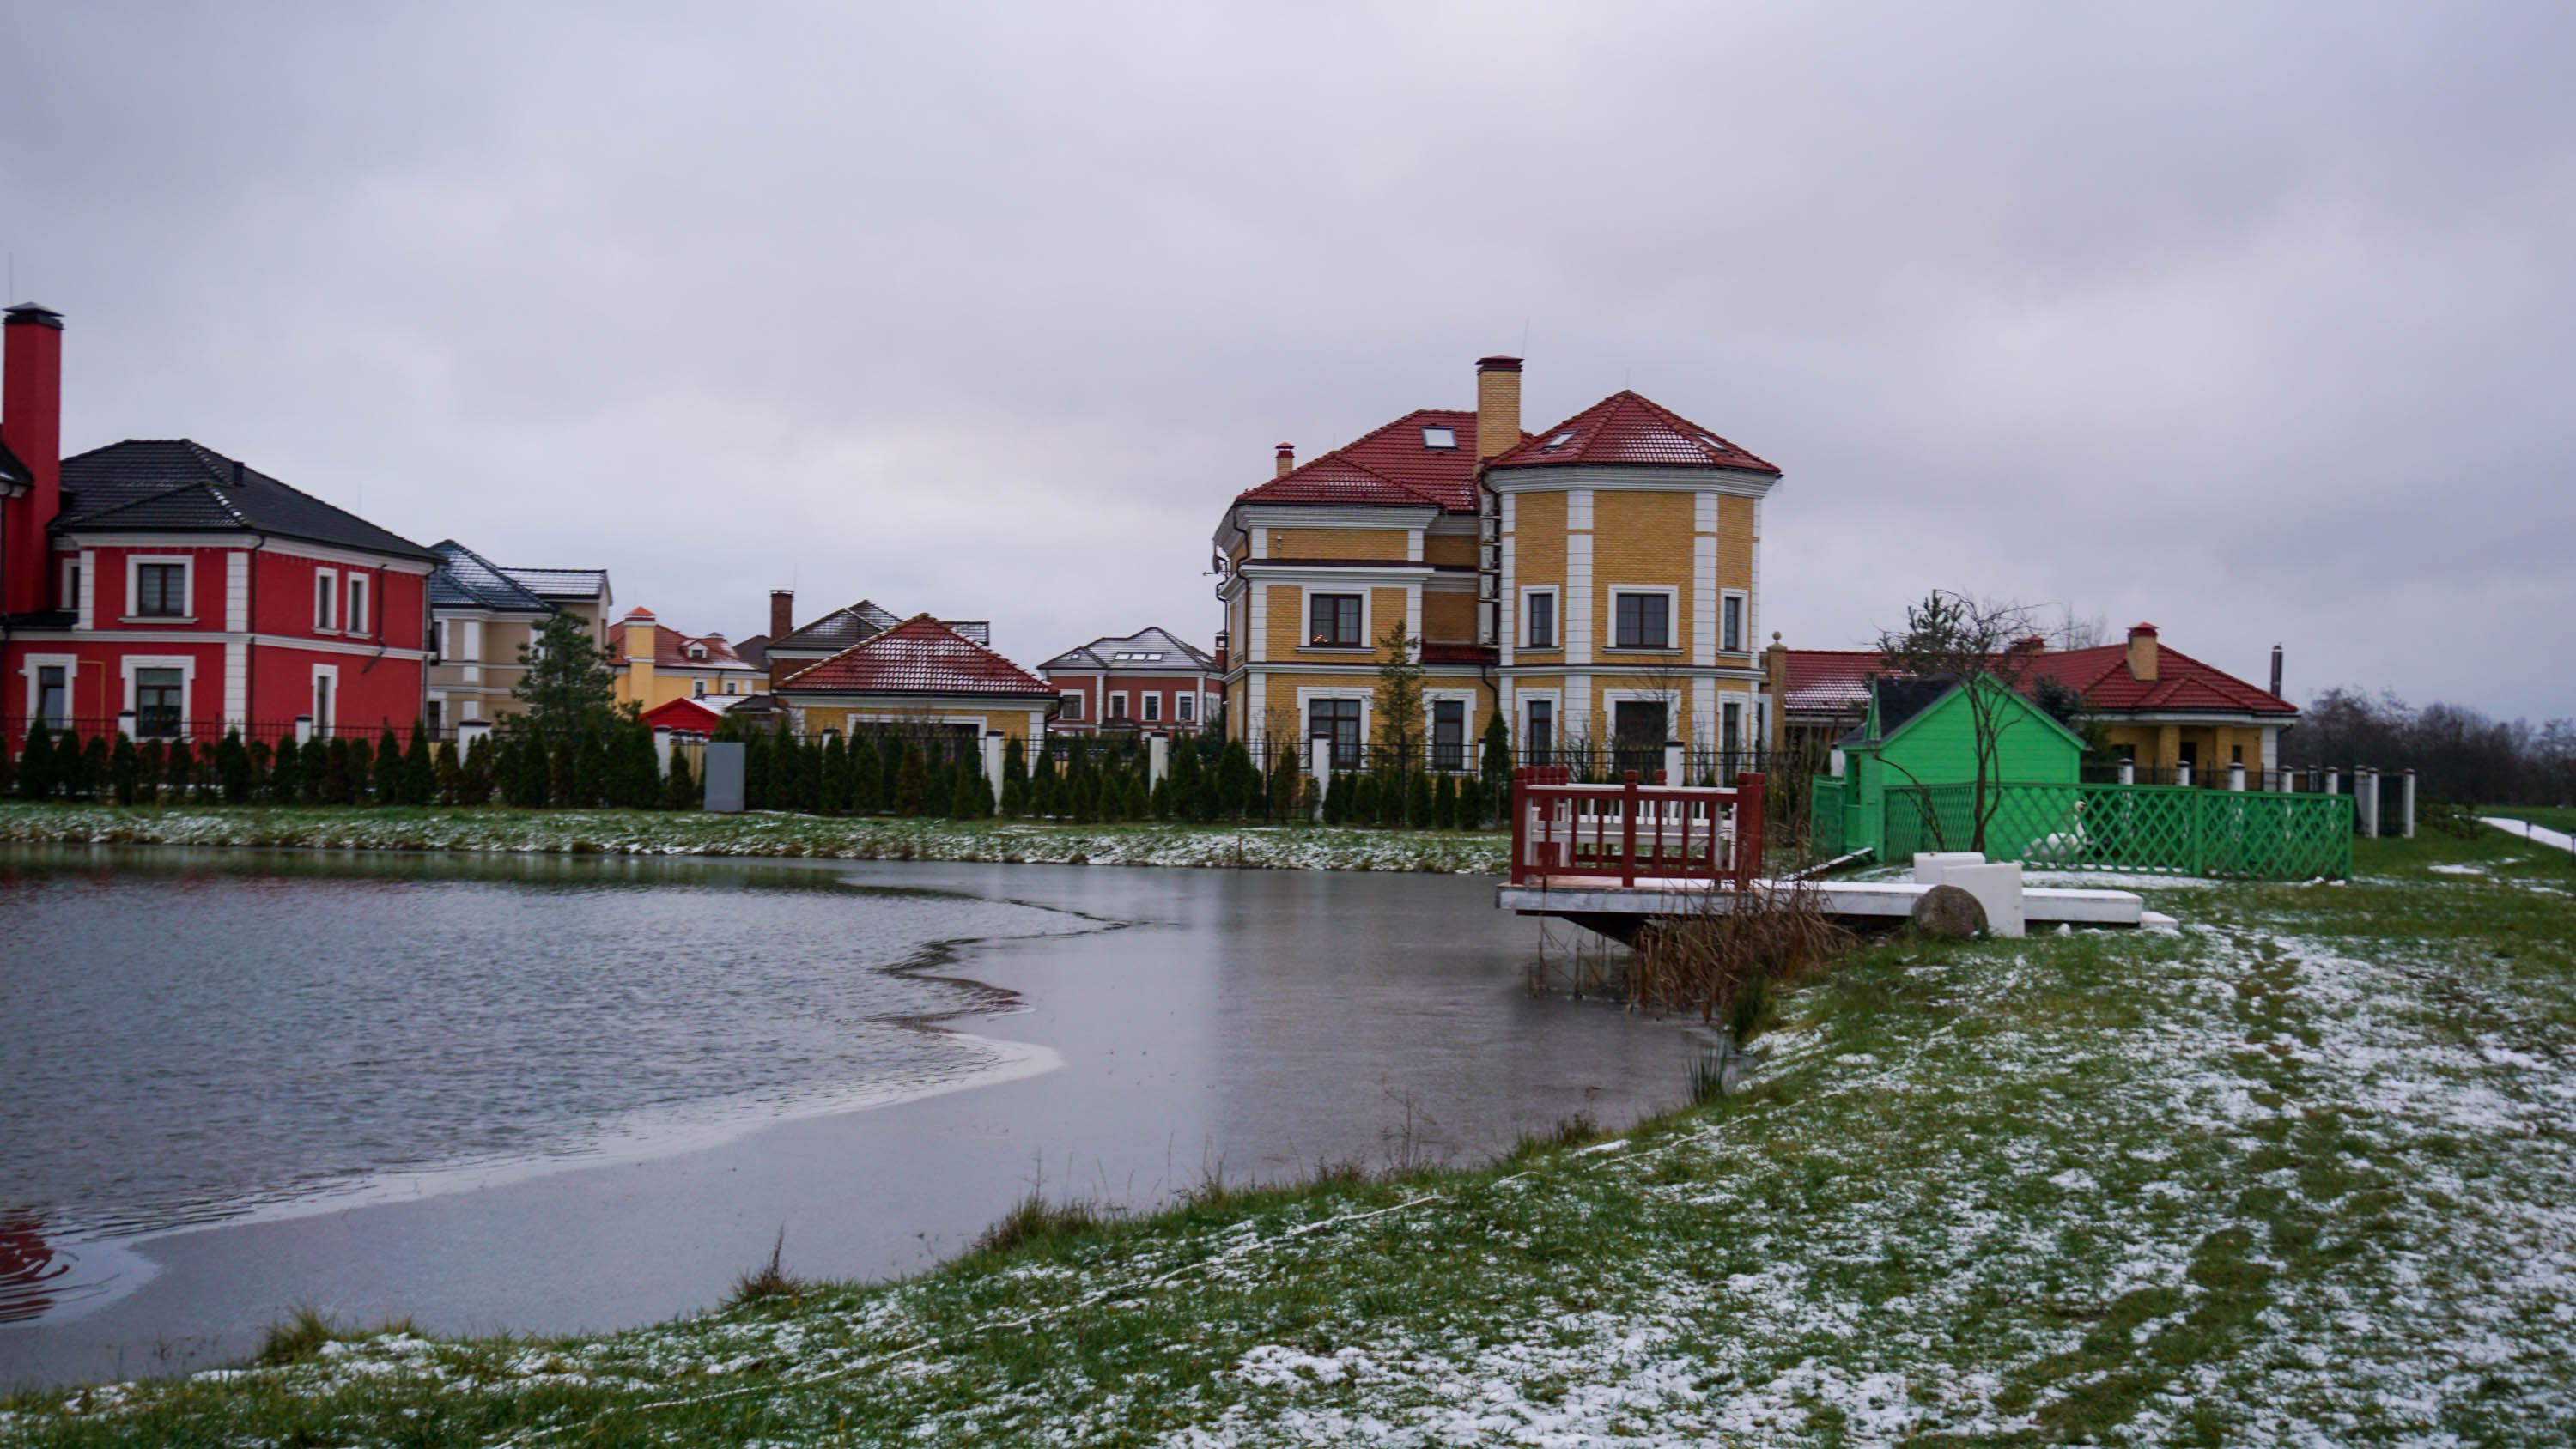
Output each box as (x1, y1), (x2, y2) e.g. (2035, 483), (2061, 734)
(770, 589), (795, 640)
(1476, 355), (1522, 460)
(1274, 443), (1294, 478)
(2008, 634), (2046, 656)
(2125, 623), (2160, 683)
(3, 303), (65, 616)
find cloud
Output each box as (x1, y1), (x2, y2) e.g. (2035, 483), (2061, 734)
(4, 0), (2570, 718)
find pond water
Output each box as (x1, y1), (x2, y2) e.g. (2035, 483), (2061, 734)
(0, 846), (1706, 1389)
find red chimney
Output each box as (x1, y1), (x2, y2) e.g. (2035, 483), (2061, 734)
(770, 589), (794, 640)
(3, 304), (64, 616)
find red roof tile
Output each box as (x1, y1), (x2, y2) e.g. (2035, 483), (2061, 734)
(1236, 409), (1509, 513)
(611, 621), (760, 672)
(776, 615), (1055, 697)
(1489, 391), (1779, 474)
(1778, 641), (2296, 719)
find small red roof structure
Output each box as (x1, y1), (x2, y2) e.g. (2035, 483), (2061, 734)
(1489, 391), (1780, 474)
(775, 615), (1055, 697)
(1233, 409), (1502, 513)
(640, 696), (729, 734)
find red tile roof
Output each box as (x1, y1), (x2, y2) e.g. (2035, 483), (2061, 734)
(611, 621), (760, 672)
(1489, 391), (1779, 473)
(775, 615), (1055, 697)
(2024, 643), (2296, 717)
(1235, 409), (1510, 513)
(1778, 641), (2296, 719)
(640, 696), (730, 732)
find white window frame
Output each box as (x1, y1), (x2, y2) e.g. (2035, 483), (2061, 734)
(1424, 688), (1478, 771)
(1719, 588), (1749, 654)
(124, 554), (195, 623)
(1607, 585), (1680, 652)
(1297, 585), (1372, 652)
(22, 653), (76, 729)
(1141, 692), (1160, 722)
(1176, 693), (1194, 724)
(1518, 585), (1560, 651)
(1520, 689), (1564, 757)
(120, 655), (197, 737)
(1107, 690), (1130, 722)
(314, 567), (340, 634)
(1297, 687), (1371, 765)
(58, 558), (81, 615)
(346, 572), (370, 636)
(311, 663), (340, 732)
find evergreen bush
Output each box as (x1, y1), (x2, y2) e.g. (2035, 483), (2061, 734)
(17, 719), (54, 800)
(78, 734), (108, 802)
(216, 731), (252, 803)
(459, 737), (494, 805)
(850, 737), (884, 815)
(547, 737), (576, 806)
(1000, 736), (1028, 816)
(819, 733), (850, 815)
(404, 722), (436, 806)
(1406, 770), (1433, 828)
(433, 741), (462, 805)
(893, 743), (927, 816)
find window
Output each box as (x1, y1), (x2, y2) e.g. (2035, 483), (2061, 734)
(1613, 700), (1668, 779)
(1431, 700), (1466, 771)
(1421, 426), (1457, 449)
(1522, 589), (1557, 650)
(693, 678), (707, 698)
(723, 679), (738, 694)
(59, 561), (79, 613)
(1111, 651), (1165, 662)
(1143, 694), (1161, 722)
(136, 667), (183, 737)
(1177, 694), (1194, 723)
(1722, 593), (1745, 653)
(1308, 593), (1363, 647)
(313, 670), (336, 732)
(1526, 700), (1553, 766)
(1309, 698), (1363, 768)
(1613, 592), (1672, 649)
(1060, 691), (1084, 723)
(1543, 430), (1577, 450)
(35, 665), (67, 729)
(346, 573), (369, 635)
(314, 570), (338, 631)
(135, 563), (186, 617)
(425, 700), (443, 733)
(1108, 693), (1129, 721)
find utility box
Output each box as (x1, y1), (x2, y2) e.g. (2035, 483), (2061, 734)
(702, 741), (747, 813)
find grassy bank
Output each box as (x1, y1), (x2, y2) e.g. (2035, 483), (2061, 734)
(0, 803), (1508, 874)
(5, 821), (2568, 1444)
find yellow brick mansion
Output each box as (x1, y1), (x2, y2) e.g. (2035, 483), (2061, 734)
(1213, 357), (1782, 770)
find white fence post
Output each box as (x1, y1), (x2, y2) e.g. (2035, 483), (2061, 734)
(2117, 759), (2135, 785)
(2325, 767), (2340, 800)
(1662, 738), (1685, 786)
(1309, 737), (1332, 822)
(1148, 732), (1170, 787)
(2177, 761), (2193, 788)
(293, 714), (313, 745)
(2358, 767), (2379, 838)
(117, 710), (137, 741)
(982, 731), (1006, 815)
(2401, 769), (2417, 840)
(2228, 761), (2245, 791)
(652, 725), (673, 778)
(457, 719), (492, 757)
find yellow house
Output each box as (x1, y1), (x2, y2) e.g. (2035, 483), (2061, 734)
(1212, 357), (1782, 774)
(611, 607), (768, 711)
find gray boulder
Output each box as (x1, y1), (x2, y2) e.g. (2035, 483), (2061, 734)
(1909, 882), (1987, 939)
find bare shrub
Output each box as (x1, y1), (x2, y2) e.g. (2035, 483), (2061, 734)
(1626, 881), (1855, 1027)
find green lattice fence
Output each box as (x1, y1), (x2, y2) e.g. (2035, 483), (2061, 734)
(1882, 782), (2352, 880)
(1808, 778), (1847, 858)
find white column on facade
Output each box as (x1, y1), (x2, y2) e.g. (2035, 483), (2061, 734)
(1692, 677), (1717, 750)
(1248, 584), (1269, 663)
(1564, 672), (1592, 746)
(1247, 670), (1267, 745)
(1747, 496), (1763, 659)
(1404, 582), (1422, 649)
(222, 640), (248, 726)
(1692, 536), (1718, 667)
(1250, 526), (1269, 556)
(225, 550), (250, 632)
(1026, 710), (1044, 742)
(1565, 534), (1594, 666)
(1498, 494), (1517, 668)
(1406, 529), (1423, 562)
(76, 549), (96, 631)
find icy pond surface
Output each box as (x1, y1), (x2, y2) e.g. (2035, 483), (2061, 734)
(1, 846), (1706, 1388)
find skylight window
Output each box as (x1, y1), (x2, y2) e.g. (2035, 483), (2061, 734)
(1698, 433), (1726, 452)
(1112, 651), (1165, 662)
(1421, 426), (1457, 449)
(1545, 431), (1577, 449)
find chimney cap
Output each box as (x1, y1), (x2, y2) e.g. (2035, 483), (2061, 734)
(2128, 621), (2159, 636)
(770, 588), (793, 597)
(623, 606), (657, 621)
(4, 303), (63, 330)
(2009, 634), (2046, 653)
(1275, 442), (1293, 454)
(1476, 355), (1523, 373)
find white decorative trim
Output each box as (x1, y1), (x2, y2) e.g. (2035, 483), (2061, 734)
(55, 533), (439, 575)
(1692, 536), (1718, 666)
(1719, 588), (1750, 656)
(1693, 492), (1718, 534)
(313, 567), (339, 632)
(1106, 690), (1130, 723)
(1565, 488), (1593, 533)
(225, 550), (250, 633)
(1518, 585), (1560, 651)
(1692, 677), (1718, 747)
(59, 557), (82, 616)
(124, 554), (194, 622)
(1406, 529), (1424, 562)
(223, 640), (248, 725)
(1498, 523), (1517, 668)
(311, 663), (340, 731)
(1565, 534), (1594, 665)
(345, 571), (371, 637)
(1485, 464), (1779, 500)
(76, 549), (96, 631)
(1404, 581), (1422, 652)
(120, 654), (198, 735)
(1296, 583), (1373, 651)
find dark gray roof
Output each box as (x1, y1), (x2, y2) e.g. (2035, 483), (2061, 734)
(58, 440), (439, 562)
(501, 567), (609, 601)
(1839, 676), (1959, 748)
(430, 540), (556, 612)
(769, 599), (904, 652)
(1043, 626), (1216, 672)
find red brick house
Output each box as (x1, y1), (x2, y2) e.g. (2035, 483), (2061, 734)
(1, 304), (438, 746)
(1039, 627), (1218, 734)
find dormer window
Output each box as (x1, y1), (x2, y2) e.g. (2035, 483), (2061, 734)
(1421, 426), (1457, 449)
(687, 644), (708, 660)
(1544, 431), (1577, 450)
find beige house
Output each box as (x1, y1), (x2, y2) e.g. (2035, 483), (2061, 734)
(610, 607), (767, 710)
(425, 541), (612, 730)
(1213, 357), (1782, 772)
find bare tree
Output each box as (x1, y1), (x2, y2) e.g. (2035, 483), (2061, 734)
(1874, 591), (2046, 853)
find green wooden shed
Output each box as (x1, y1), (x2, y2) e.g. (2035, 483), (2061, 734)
(1835, 676), (2086, 859)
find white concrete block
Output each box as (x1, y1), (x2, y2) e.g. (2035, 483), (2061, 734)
(1941, 862), (2026, 938)
(1911, 852), (1985, 884)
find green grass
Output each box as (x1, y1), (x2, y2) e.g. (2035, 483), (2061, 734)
(0, 802), (1509, 874)
(5, 827), (2571, 1445)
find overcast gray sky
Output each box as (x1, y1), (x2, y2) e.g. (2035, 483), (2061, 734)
(6, 2), (2570, 718)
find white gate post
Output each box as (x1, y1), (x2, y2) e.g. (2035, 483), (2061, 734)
(293, 714), (313, 745)
(982, 731), (1006, 815)
(2401, 769), (2417, 840)
(2325, 767), (2340, 800)
(1662, 738), (1686, 787)
(1310, 737), (1333, 822)
(2117, 759), (2135, 785)
(653, 725), (673, 778)
(2228, 761), (2245, 791)
(2177, 760), (2193, 788)
(2358, 767), (2379, 838)
(117, 710), (137, 741)
(1148, 731), (1170, 786)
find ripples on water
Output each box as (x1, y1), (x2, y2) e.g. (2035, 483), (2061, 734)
(0, 850), (1099, 1286)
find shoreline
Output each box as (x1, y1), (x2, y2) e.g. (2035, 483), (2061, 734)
(0, 803), (1509, 874)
